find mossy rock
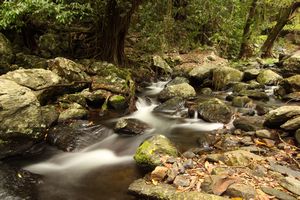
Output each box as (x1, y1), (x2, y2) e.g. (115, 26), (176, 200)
(109, 95), (127, 110)
(212, 67), (243, 90)
(257, 69), (282, 85)
(134, 135), (178, 168)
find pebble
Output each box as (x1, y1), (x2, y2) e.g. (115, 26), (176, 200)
(182, 151), (196, 159)
(173, 175), (190, 187)
(255, 129), (276, 139)
(150, 166), (168, 181)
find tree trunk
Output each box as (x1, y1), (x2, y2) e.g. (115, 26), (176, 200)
(239, 0), (258, 59)
(98, 0), (142, 65)
(261, 1), (300, 58)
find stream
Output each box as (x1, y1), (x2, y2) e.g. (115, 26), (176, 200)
(7, 80), (229, 200)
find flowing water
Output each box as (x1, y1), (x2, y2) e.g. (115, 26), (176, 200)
(22, 80), (225, 200)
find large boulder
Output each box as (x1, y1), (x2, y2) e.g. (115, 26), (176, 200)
(0, 79), (57, 158)
(264, 106), (300, 128)
(154, 97), (185, 113)
(281, 50), (300, 76)
(48, 57), (90, 83)
(1, 68), (62, 104)
(15, 53), (47, 69)
(153, 55), (173, 74)
(58, 103), (88, 122)
(134, 135), (178, 168)
(158, 83), (196, 101)
(197, 98), (233, 124)
(243, 68), (260, 81)
(212, 67), (243, 90)
(114, 118), (150, 135)
(257, 69), (282, 85)
(0, 33), (14, 74)
(237, 89), (269, 101)
(233, 116), (264, 131)
(279, 75), (300, 94)
(188, 63), (217, 82)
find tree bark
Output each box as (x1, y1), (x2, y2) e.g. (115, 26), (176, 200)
(261, 1), (300, 58)
(239, 0), (258, 59)
(97, 0), (142, 65)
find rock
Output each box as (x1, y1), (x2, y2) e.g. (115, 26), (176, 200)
(239, 136), (254, 146)
(201, 175), (238, 195)
(0, 33), (14, 74)
(240, 146), (267, 154)
(0, 79), (51, 158)
(255, 129), (276, 139)
(48, 57), (90, 83)
(91, 74), (129, 95)
(207, 150), (264, 166)
(188, 63), (217, 82)
(232, 82), (249, 93)
(200, 87), (213, 95)
(154, 97), (185, 113)
(40, 105), (59, 128)
(269, 161), (300, 178)
(197, 98), (233, 123)
(114, 118), (150, 135)
(261, 187), (296, 200)
(134, 135), (178, 168)
(182, 151), (196, 159)
(238, 89), (269, 101)
(264, 106), (300, 128)
(58, 103), (88, 122)
(280, 116), (300, 131)
(167, 77), (189, 86)
(158, 83), (196, 101)
(212, 67), (243, 90)
(243, 68), (260, 81)
(183, 159), (194, 169)
(38, 32), (66, 58)
(173, 175), (190, 187)
(58, 93), (87, 107)
(128, 178), (227, 200)
(151, 166), (168, 182)
(257, 69), (282, 85)
(232, 96), (252, 107)
(283, 92), (300, 102)
(295, 129), (300, 144)
(233, 116), (264, 131)
(281, 50), (300, 76)
(153, 55), (173, 74)
(108, 95), (127, 110)
(280, 176), (300, 196)
(15, 53), (47, 69)
(1, 68), (62, 104)
(81, 89), (110, 107)
(279, 75), (300, 94)
(225, 183), (256, 200)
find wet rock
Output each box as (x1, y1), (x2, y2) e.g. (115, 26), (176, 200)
(158, 83), (196, 101)
(40, 105), (59, 128)
(48, 57), (91, 83)
(248, 80), (262, 89)
(255, 102), (273, 116)
(257, 69), (282, 85)
(1, 68), (62, 104)
(200, 87), (213, 95)
(153, 55), (173, 74)
(281, 50), (300, 76)
(255, 129), (276, 139)
(151, 166), (168, 182)
(261, 187), (296, 200)
(58, 103), (88, 122)
(108, 95), (127, 110)
(0, 79), (56, 158)
(264, 106), (300, 128)
(283, 92), (300, 102)
(81, 89), (110, 107)
(15, 53), (47, 69)
(233, 116), (264, 131)
(0, 33), (14, 74)
(128, 178), (227, 200)
(280, 116), (300, 131)
(114, 118), (150, 135)
(58, 93), (87, 107)
(225, 183), (256, 200)
(280, 176), (300, 196)
(173, 175), (190, 187)
(232, 96), (252, 107)
(279, 75), (300, 94)
(238, 89), (269, 101)
(167, 77), (189, 86)
(243, 68), (260, 81)
(197, 98), (233, 123)
(154, 97), (185, 113)
(212, 67), (243, 90)
(47, 121), (110, 151)
(134, 135), (178, 168)
(207, 150), (264, 166)
(188, 63), (217, 82)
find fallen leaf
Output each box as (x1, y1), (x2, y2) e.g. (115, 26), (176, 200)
(211, 175), (238, 195)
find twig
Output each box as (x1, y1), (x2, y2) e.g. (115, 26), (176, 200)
(277, 132), (300, 150)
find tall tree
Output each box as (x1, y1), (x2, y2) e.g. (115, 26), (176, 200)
(239, 0), (258, 59)
(261, 1), (300, 58)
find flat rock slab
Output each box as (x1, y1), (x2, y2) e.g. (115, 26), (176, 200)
(261, 187), (297, 200)
(280, 176), (300, 196)
(269, 161), (300, 178)
(128, 178), (228, 200)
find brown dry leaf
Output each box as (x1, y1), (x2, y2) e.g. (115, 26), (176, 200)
(230, 198), (243, 200)
(204, 161), (214, 174)
(212, 176), (238, 195)
(256, 189), (271, 200)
